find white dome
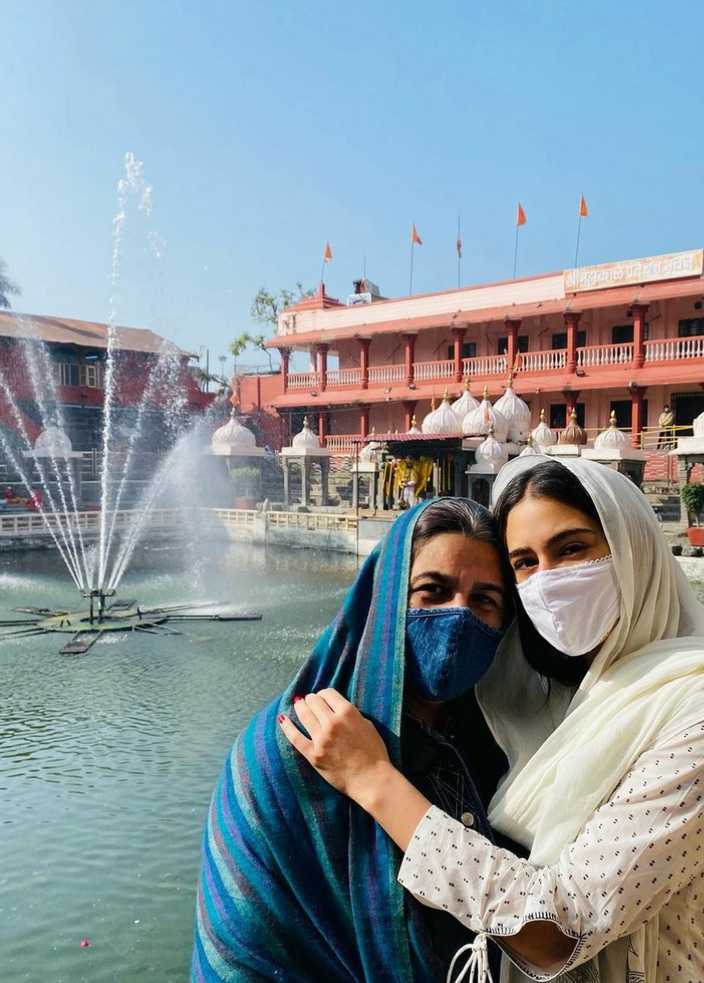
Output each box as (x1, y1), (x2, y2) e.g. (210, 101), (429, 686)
(421, 395), (461, 435)
(594, 413), (629, 449)
(34, 426), (73, 458)
(360, 440), (380, 462)
(474, 429), (509, 472)
(211, 412), (258, 455)
(519, 437), (540, 457)
(451, 382), (479, 419)
(292, 416), (320, 449)
(462, 388), (509, 442)
(531, 409), (557, 449)
(694, 411), (704, 437)
(494, 383), (531, 442)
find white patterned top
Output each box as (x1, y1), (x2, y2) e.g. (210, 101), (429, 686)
(398, 709), (704, 981)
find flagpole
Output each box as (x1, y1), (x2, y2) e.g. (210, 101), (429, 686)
(574, 214), (583, 267)
(409, 238), (415, 295)
(513, 225), (520, 278)
(457, 213), (462, 288)
(320, 258), (325, 286)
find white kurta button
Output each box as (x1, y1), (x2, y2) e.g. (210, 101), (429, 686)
(461, 811), (474, 828)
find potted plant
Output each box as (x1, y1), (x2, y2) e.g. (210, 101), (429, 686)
(681, 482), (704, 546)
(228, 464), (261, 510)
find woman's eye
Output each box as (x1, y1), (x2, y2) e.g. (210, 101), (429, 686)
(473, 594), (497, 609)
(512, 557), (534, 571)
(560, 542), (586, 557)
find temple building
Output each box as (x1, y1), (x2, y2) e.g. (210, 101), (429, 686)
(237, 247), (704, 482)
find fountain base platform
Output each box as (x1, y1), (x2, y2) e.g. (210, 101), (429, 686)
(0, 600), (262, 653)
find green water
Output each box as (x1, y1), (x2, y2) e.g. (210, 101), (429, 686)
(0, 544), (358, 983)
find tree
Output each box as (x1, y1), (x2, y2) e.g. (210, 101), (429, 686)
(230, 284), (314, 373)
(0, 259), (21, 309)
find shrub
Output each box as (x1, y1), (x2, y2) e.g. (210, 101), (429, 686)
(681, 483), (704, 525)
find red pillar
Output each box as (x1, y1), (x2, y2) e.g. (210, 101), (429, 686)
(403, 334), (416, 387)
(630, 386), (646, 448)
(402, 400), (417, 431)
(317, 344), (329, 391)
(360, 405), (370, 438)
(565, 312), (581, 374)
(562, 388), (580, 416)
(278, 348), (290, 393)
(632, 304), (648, 369)
(505, 319), (520, 371)
(318, 411), (327, 446)
(358, 338), (371, 389)
(452, 327), (466, 382)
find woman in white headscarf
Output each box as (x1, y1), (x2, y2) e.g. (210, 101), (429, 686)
(280, 457), (704, 982)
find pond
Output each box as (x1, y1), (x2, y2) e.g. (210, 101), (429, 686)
(0, 543), (358, 983)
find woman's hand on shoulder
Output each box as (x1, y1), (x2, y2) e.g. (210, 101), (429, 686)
(279, 689), (392, 807)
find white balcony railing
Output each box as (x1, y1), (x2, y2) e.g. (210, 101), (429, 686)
(368, 364), (405, 385)
(287, 371), (320, 390)
(413, 359), (455, 382)
(516, 349), (567, 373)
(644, 335), (704, 362)
(576, 343), (633, 368)
(462, 354), (508, 377)
(325, 434), (361, 453)
(326, 367), (363, 387)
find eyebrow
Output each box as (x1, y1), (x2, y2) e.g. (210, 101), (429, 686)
(410, 571), (505, 597)
(508, 526), (597, 560)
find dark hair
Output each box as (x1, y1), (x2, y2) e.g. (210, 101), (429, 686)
(411, 498), (514, 624)
(493, 461), (603, 687)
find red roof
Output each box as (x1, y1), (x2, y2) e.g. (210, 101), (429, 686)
(0, 311), (190, 356)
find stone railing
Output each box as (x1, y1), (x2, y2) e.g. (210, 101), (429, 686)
(576, 342), (633, 367)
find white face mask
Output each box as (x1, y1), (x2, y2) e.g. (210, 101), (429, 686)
(517, 555), (621, 657)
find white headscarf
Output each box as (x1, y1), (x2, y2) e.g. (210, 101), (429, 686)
(477, 455), (704, 981)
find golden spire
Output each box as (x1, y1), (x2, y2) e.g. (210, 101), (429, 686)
(539, 408), (547, 422)
(431, 397), (437, 410)
(463, 375), (471, 391)
(442, 387), (450, 401)
(507, 369), (514, 388)
(482, 385), (489, 401)
(609, 409), (618, 428)
(411, 414), (417, 427)
(302, 415), (309, 427)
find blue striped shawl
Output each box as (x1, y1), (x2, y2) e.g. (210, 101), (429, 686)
(192, 502), (438, 982)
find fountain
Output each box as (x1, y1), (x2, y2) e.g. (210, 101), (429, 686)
(0, 153), (260, 651)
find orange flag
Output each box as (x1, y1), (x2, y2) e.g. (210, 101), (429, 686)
(323, 241), (333, 262)
(411, 223), (423, 245)
(515, 203), (527, 227)
(579, 194), (589, 218)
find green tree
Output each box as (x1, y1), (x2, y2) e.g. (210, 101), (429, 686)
(0, 258), (21, 309)
(232, 284), (314, 372)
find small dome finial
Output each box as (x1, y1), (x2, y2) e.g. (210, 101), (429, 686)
(539, 408), (547, 423)
(609, 409), (618, 428)
(463, 375), (470, 391)
(482, 384), (489, 400)
(442, 387), (450, 401)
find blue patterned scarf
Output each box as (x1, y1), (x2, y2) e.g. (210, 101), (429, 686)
(192, 502), (437, 982)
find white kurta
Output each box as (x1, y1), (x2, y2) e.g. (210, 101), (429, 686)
(398, 704), (704, 982)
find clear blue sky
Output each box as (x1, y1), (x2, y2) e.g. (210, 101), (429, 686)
(3, 0), (704, 371)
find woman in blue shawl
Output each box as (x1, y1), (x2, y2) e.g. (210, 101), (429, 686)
(192, 499), (513, 982)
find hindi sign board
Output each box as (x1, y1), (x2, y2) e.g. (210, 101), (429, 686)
(565, 249), (703, 293)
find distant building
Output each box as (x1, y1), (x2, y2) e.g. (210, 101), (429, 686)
(0, 311), (211, 463)
(236, 248), (704, 480)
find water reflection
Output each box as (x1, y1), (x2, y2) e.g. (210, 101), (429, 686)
(0, 542), (356, 982)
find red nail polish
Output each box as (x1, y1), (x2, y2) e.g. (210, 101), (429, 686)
(277, 713), (285, 723)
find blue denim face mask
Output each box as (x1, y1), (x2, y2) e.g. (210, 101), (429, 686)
(405, 607), (502, 702)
